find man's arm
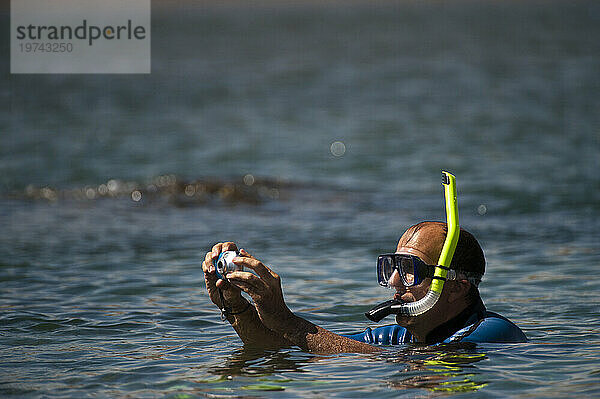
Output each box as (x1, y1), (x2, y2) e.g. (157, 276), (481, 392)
(226, 249), (380, 354)
(223, 300), (293, 348)
(276, 313), (382, 354)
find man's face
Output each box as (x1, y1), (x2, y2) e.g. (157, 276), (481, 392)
(390, 224), (446, 328)
(389, 248), (436, 327)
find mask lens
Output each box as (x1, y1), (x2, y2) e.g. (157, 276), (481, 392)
(378, 255), (394, 286)
(400, 257), (416, 286)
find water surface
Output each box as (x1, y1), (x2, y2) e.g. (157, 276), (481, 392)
(1, 1), (600, 397)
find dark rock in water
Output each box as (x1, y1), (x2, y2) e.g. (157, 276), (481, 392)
(16, 174), (285, 207)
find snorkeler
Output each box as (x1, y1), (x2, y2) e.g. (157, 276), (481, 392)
(202, 172), (526, 353)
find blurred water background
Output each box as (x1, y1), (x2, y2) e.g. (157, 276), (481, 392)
(1, 1), (600, 397)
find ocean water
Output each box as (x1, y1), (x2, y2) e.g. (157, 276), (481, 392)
(1, 1), (600, 397)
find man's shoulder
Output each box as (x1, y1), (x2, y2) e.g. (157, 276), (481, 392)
(343, 311), (527, 346)
(447, 311), (527, 343)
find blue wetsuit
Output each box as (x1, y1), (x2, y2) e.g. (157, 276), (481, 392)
(343, 299), (527, 345)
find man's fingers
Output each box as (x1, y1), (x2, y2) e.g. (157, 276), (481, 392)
(222, 242), (238, 252)
(203, 251), (216, 273)
(233, 256), (279, 282)
(203, 252), (217, 286)
(215, 278), (241, 294)
(204, 269), (219, 293)
(236, 250), (280, 282)
(210, 243), (223, 258)
(211, 241), (238, 258)
(239, 248), (256, 260)
(233, 257), (271, 281)
(226, 271), (268, 293)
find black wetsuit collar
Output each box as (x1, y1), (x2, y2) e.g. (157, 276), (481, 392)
(423, 296), (487, 345)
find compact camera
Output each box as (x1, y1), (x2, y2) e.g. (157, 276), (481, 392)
(215, 250), (240, 280)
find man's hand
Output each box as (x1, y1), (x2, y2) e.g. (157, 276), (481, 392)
(202, 242), (247, 313)
(226, 249), (296, 333)
(202, 242), (293, 349)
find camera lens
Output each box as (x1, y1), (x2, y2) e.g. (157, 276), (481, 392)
(216, 258), (227, 274)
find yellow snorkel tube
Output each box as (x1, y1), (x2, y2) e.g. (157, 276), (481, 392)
(365, 171), (460, 321)
(431, 171), (460, 296)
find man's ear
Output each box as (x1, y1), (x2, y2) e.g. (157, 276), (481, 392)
(446, 280), (471, 304)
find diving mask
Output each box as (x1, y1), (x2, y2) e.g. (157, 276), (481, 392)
(377, 253), (482, 288)
(377, 254), (437, 287)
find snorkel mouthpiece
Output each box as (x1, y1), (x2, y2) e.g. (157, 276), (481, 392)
(364, 299), (405, 322)
(365, 171), (460, 322)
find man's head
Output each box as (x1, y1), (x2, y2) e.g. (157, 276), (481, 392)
(390, 221), (485, 339)
(396, 221), (485, 281)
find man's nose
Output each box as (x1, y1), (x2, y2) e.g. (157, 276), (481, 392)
(388, 269), (403, 289)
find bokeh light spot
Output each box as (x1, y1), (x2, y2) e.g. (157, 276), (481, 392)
(243, 174), (255, 186)
(330, 141), (346, 157)
(477, 204), (487, 215)
(184, 185), (196, 197)
(131, 190), (142, 202)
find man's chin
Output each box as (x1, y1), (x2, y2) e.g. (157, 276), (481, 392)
(395, 314), (414, 326)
